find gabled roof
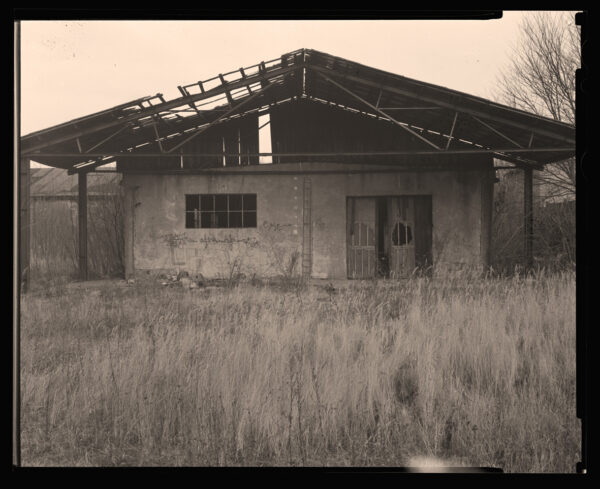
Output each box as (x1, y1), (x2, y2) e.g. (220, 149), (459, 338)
(21, 48), (575, 171)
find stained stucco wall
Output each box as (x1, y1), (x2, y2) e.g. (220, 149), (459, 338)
(122, 161), (492, 280)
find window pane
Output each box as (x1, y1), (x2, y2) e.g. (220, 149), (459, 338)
(229, 194), (243, 211)
(215, 195), (228, 211)
(200, 195), (213, 211)
(186, 195), (199, 212)
(392, 222), (413, 246)
(243, 194), (257, 211)
(185, 211), (196, 228)
(200, 212), (214, 228)
(215, 211), (228, 228)
(229, 211), (243, 228)
(243, 211), (257, 228)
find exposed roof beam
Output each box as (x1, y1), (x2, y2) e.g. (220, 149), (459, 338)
(313, 69), (442, 150)
(308, 65), (575, 146)
(69, 156), (115, 174)
(379, 106), (443, 110)
(178, 85), (200, 114)
(471, 114), (523, 148)
(35, 147), (570, 159)
(375, 89), (383, 108)
(22, 63), (304, 153)
(446, 112), (459, 150)
(152, 123), (165, 153)
(165, 82), (278, 153)
(84, 124), (131, 153)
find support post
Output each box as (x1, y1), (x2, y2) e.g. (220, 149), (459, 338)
(78, 171), (88, 280)
(523, 167), (533, 269)
(302, 177), (312, 279)
(480, 161), (494, 271)
(123, 184), (135, 280)
(19, 157), (30, 292)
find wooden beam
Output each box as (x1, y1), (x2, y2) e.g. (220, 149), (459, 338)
(259, 62), (270, 89)
(524, 167), (533, 269)
(471, 114), (523, 148)
(123, 185), (135, 280)
(85, 124), (130, 153)
(308, 65), (576, 145)
(178, 86), (200, 114)
(313, 69), (442, 150)
(239, 68), (253, 95)
(379, 106), (444, 111)
(258, 118), (271, 131)
(166, 82), (277, 153)
(375, 90), (383, 109)
(68, 156), (114, 174)
(78, 171), (88, 280)
(219, 74), (234, 106)
(22, 63), (302, 153)
(153, 123), (164, 153)
(32, 147), (569, 159)
(446, 112), (459, 150)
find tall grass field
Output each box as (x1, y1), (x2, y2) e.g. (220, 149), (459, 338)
(20, 272), (578, 471)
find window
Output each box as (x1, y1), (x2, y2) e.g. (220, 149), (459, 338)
(185, 194), (257, 228)
(392, 222), (413, 246)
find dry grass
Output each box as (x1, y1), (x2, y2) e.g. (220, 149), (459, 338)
(20, 272), (578, 471)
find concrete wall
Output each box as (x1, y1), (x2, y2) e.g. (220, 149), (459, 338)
(122, 161), (493, 280)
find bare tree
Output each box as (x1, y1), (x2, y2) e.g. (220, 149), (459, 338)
(496, 11), (579, 201)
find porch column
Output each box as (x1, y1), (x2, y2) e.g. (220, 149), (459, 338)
(19, 156), (30, 291)
(523, 167), (533, 269)
(78, 170), (88, 280)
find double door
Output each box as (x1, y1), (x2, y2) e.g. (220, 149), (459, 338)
(346, 196), (432, 279)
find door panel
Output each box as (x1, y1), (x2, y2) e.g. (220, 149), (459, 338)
(388, 196), (416, 278)
(347, 196), (432, 279)
(347, 198), (377, 278)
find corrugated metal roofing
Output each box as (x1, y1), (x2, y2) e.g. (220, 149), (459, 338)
(30, 168), (120, 197)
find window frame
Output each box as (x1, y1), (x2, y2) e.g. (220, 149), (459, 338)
(185, 193), (257, 229)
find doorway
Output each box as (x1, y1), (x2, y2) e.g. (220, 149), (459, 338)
(347, 196), (432, 279)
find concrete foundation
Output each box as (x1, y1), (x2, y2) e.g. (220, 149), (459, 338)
(121, 161), (493, 280)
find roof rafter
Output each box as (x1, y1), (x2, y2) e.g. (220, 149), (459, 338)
(308, 64), (575, 146)
(22, 62), (304, 154)
(313, 69), (442, 150)
(21, 48), (574, 170)
(165, 82), (279, 153)
(470, 114), (523, 148)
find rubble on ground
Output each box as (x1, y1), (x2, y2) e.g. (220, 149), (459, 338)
(158, 271), (205, 289)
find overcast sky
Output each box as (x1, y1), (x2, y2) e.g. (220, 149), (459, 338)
(19, 12), (578, 138)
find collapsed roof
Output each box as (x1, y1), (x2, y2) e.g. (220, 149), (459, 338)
(20, 48), (575, 172)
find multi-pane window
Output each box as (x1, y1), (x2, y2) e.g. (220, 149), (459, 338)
(185, 194), (257, 228)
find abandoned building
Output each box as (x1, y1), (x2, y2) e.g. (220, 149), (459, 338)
(19, 49), (575, 285)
